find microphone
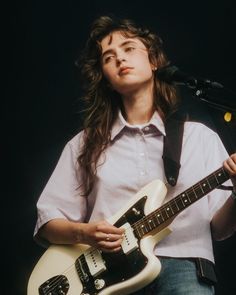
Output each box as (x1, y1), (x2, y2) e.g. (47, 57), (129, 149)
(157, 65), (236, 111)
(156, 65), (223, 89)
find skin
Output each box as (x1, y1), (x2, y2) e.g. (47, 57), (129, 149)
(101, 31), (157, 125)
(211, 154), (236, 240)
(39, 31), (236, 252)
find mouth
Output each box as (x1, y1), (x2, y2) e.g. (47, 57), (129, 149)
(119, 67), (133, 75)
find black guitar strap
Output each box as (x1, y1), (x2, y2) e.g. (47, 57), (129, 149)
(162, 112), (186, 186)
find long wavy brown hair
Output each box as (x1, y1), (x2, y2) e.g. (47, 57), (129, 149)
(76, 15), (180, 196)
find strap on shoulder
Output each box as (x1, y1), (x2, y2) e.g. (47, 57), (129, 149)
(163, 112), (186, 186)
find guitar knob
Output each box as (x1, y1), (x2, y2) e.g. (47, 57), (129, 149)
(94, 279), (105, 290)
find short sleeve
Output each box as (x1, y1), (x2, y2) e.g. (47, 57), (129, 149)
(34, 133), (87, 246)
(203, 130), (232, 219)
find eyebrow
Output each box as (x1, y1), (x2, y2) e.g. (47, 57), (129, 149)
(101, 40), (138, 59)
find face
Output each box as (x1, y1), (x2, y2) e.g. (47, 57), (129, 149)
(100, 31), (155, 95)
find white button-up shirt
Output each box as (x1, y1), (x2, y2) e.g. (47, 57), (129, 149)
(34, 111), (230, 262)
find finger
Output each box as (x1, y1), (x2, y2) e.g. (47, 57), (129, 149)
(98, 238), (123, 250)
(230, 154), (236, 163)
(103, 233), (124, 242)
(108, 226), (125, 235)
(98, 221), (125, 235)
(224, 159), (236, 175)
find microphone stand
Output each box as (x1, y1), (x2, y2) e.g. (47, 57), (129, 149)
(190, 80), (236, 112)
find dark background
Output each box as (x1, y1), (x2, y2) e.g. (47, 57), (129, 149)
(4, 0), (236, 294)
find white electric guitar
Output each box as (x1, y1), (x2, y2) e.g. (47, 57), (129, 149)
(27, 166), (229, 295)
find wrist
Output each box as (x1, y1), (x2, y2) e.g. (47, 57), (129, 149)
(72, 222), (86, 244)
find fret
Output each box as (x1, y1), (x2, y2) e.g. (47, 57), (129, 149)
(183, 197), (189, 205)
(208, 174), (217, 188)
(200, 180), (210, 193)
(213, 172), (220, 185)
(143, 220), (149, 231)
(176, 197), (185, 210)
(161, 208), (169, 221)
(173, 198), (180, 212)
(206, 177), (212, 189)
(164, 206), (170, 218)
(139, 224), (144, 235)
(140, 224), (147, 235)
(153, 218), (159, 226)
(169, 204), (175, 215)
(192, 186), (198, 199)
(135, 226), (142, 238)
(156, 211), (165, 223)
(186, 190), (192, 202)
(222, 168), (228, 179)
(151, 215), (160, 227)
(213, 169), (227, 185)
(180, 193), (189, 207)
(133, 166), (229, 239)
(199, 183), (205, 194)
(180, 195), (186, 207)
(195, 184), (204, 196)
(192, 189), (199, 201)
(148, 218), (154, 229)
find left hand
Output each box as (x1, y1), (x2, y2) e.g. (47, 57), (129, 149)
(223, 153), (236, 187)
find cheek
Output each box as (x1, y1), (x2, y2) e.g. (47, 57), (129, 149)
(102, 67), (116, 83)
(138, 60), (153, 77)
(135, 54), (153, 73)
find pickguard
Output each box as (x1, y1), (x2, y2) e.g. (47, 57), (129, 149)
(80, 197), (148, 294)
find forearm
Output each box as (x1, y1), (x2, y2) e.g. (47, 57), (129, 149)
(38, 219), (86, 245)
(37, 218), (125, 252)
(211, 195), (236, 241)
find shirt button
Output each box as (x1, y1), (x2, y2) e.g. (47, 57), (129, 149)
(139, 152), (145, 157)
(140, 171), (146, 176)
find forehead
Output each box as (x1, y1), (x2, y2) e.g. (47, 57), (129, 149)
(100, 31), (145, 52)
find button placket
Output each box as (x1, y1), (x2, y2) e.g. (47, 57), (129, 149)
(136, 130), (147, 178)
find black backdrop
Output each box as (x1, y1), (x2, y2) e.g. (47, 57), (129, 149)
(4, 1), (236, 294)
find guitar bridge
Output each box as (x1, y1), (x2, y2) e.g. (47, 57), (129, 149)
(39, 275), (69, 295)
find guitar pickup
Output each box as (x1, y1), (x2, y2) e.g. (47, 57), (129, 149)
(121, 223), (139, 255)
(84, 248), (107, 277)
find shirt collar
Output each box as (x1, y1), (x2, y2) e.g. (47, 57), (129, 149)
(110, 110), (166, 141)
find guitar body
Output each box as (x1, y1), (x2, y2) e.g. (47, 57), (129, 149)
(28, 165), (229, 295)
(28, 179), (171, 295)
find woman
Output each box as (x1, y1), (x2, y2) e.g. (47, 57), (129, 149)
(34, 16), (236, 295)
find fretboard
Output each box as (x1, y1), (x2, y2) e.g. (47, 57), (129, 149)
(133, 167), (229, 239)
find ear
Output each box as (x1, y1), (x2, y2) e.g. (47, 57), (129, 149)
(150, 59), (158, 71)
(148, 49), (158, 71)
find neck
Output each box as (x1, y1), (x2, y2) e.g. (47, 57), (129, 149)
(121, 85), (154, 125)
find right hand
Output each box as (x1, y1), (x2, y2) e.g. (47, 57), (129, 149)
(79, 220), (125, 252)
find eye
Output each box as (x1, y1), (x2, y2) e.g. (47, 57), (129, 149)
(125, 46), (135, 52)
(103, 55), (115, 64)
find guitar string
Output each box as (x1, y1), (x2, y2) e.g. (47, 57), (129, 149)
(40, 168), (227, 292)
(131, 169), (227, 233)
(133, 179), (208, 229)
(40, 179), (212, 293)
(43, 168), (226, 292)
(44, 271), (83, 295)
(41, 263), (78, 294)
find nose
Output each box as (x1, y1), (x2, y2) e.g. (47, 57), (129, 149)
(116, 54), (126, 66)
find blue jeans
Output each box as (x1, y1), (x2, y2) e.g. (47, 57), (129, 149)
(131, 257), (214, 295)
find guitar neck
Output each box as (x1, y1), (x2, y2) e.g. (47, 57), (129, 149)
(134, 167), (229, 239)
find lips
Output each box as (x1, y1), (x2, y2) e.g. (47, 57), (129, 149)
(119, 67), (133, 75)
